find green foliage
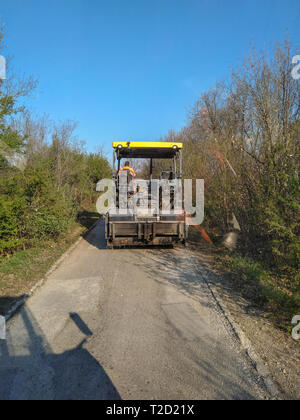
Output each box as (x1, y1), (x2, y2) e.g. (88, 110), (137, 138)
(0, 82), (111, 255)
(161, 40), (299, 327)
(86, 153), (111, 183)
(166, 40), (299, 277)
(0, 146), (111, 254)
(0, 194), (25, 252)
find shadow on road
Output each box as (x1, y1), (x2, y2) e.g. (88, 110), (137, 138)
(0, 296), (25, 317)
(0, 303), (121, 400)
(82, 219), (107, 250)
(77, 210), (100, 230)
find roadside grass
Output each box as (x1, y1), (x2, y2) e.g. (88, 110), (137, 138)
(189, 226), (300, 332)
(0, 210), (100, 316)
(218, 253), (300, 331)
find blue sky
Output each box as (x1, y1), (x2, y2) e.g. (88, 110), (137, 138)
(0, 0), (299, 155)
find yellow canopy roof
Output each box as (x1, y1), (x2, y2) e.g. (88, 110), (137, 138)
(112, 141), (182, 149)
(112, 141), (182, 159)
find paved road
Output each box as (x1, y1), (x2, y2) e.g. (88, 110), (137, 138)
(0, 221), (269, 400)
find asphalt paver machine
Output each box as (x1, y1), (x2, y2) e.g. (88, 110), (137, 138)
(105, 141), (188, 248)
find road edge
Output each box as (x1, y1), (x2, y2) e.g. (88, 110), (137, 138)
(187, 246), (281, 399)
(4, 220), (99, 322)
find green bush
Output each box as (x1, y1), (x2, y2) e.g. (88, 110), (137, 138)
(0, 195), (25, 253)
(0, 144), (110, 254)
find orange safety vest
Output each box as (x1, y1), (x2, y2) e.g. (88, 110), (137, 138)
(118, 166), (136, 178)
(118, 166), (137, 193)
